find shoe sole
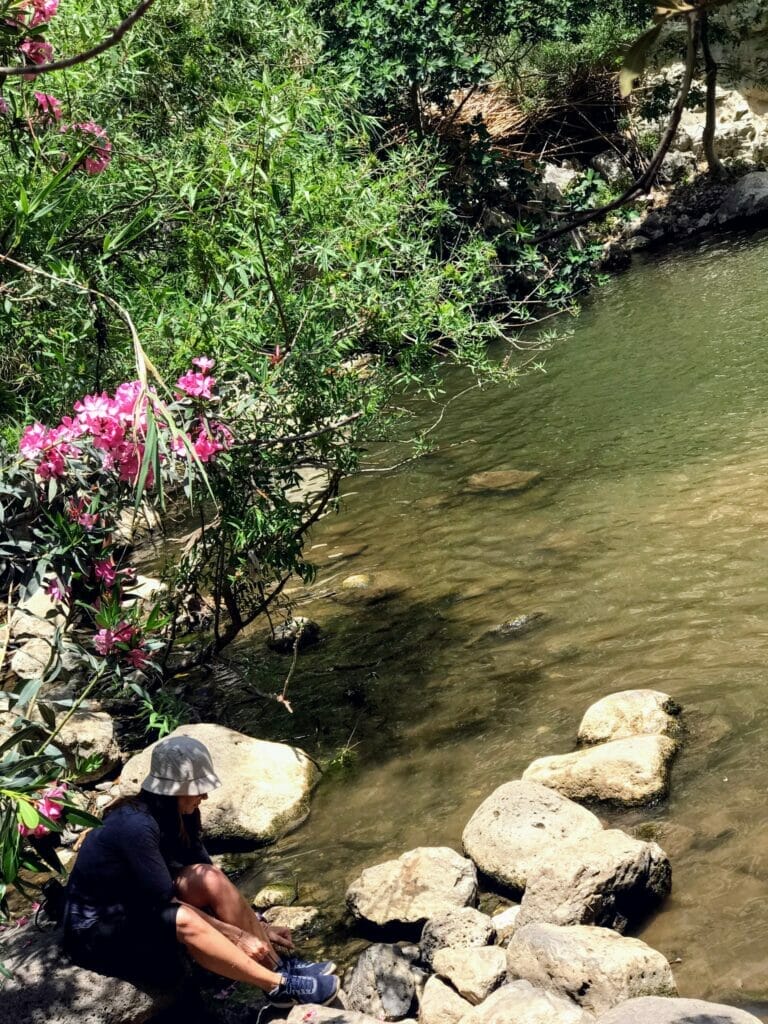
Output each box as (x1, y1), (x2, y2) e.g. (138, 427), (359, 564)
(268, 976), (339, 1009)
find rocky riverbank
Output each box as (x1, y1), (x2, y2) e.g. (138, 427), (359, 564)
(3, 689), (764, 1024)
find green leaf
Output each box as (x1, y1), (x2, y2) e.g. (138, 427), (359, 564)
(619, 23), (664, 98)
(16, 799), (40, 830)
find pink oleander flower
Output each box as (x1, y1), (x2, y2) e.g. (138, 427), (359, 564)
(33, 90), (62, 122)
(177, 370), (214, 399)
(192, 356), (215, 374)
(193, 431), (222, 462)
(74, 391), (115, 424)
(28, 0), (59, 27)
(93, 628), (116, 656)
(37, 795), (63, 821)
(124, 646), (149, 670)
(20, 39), (53, 76)
(0, 97), (8, 116)
(44, 577), (69, 603)
(18, 822), (49, 838)
(20, 421), (49, 459)
(67, 120), (112, 175)
(113, 380), (144, 421)
(36, 448), (66, 479)
(113, 621), (137, 645)
(43, 783), (67, 801)
(94, 558), (117, 587)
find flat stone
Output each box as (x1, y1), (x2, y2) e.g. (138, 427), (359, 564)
(347, 847), (477, 927)
(465, 470), (542, 495)
(263, 905), (321, 941)
(287, 1008), (389, 1023)
(11, 586), (67, 640)
(11, 638), (53, 679)
(596, 996), (763, 1024)
(432, 945), (507, 1004)
(522, 735), (677, 806)
(1, 926), (172, 1024)
(506, 923), (677, 1016)
(458, 979), (586, 1024)
(518, 828), (671, 931)
(462, 780), (602, 891)
(345, 943), (417, 1020)
(420, 907), (495, 967)
(121, 723), (318, 843)
(578, 690), (682, 745)
(419, 975), (473, 1024)
(252, 881), (297, 909)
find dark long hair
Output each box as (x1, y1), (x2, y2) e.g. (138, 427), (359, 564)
(104, 790), (202, 847)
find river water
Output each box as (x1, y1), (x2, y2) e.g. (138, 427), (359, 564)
(227, 233), (768, 1005)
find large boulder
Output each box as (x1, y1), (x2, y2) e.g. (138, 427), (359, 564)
(345, 944), (417, 1021)
(506, 923), (677, 1016)
(120, 723), (319, 844)
(419, 976), (472, 1024)
(347, 847), (477, 927)
(518, 828), (671, 931)
(596, 997), (763, 1024)
(420, 907), (494, 967)
(1, 926), (172, 1024)
(457, 980), (586, 1024)
(58, 708), (121, 783)
(716, 171), (768, 225)
(432, 946), (507, 1005)
(522, 735), (677, 806)
(578, 691), (682, 745)
(462, 780), (602, 891)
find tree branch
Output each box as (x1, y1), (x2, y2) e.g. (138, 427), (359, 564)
(0, 0), (157, 77)
(535, 16), (699, 244)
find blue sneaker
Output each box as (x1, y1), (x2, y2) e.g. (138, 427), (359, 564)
(267, 970), (339, 1008)
(280, 955), (337, 977)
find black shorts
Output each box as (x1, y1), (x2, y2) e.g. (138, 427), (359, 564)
(65, 904), (185, 987)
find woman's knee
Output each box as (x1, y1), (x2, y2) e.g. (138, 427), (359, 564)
(175, 903), (205, 943)
(175, 863), (229, 906)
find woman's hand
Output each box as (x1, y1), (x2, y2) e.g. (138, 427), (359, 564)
(266, 924), (294, 951)
(236, 930), (280, 968)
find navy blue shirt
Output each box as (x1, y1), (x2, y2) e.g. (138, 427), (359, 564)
(65, 799), (211, 931)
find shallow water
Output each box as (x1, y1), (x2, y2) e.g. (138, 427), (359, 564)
(229, 232), (768, 1004)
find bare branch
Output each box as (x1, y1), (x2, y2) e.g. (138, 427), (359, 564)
(0, 0), (157, 77)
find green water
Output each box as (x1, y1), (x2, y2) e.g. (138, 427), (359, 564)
(228, 232), (768, 1003)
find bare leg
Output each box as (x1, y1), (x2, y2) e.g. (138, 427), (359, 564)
(175, 904), (282, 990)
(175, 864), (274, 949)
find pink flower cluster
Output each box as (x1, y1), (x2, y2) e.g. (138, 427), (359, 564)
(18, 783), (67, 838)
(93, 620), (149, 669)
(66, 120), (112, 175)
(19, 360), (230, 484)
(18, 0), (59, 28)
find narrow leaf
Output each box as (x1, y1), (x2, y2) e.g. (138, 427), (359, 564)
(619, 23), (664, 97)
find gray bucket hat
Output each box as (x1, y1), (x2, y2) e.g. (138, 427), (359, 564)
(141, 735), (222, 796)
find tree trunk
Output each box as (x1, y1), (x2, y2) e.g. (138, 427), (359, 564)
(700, 12), (726, 180)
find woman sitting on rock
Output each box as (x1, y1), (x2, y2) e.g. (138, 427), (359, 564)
(63, 734), (339, 1008)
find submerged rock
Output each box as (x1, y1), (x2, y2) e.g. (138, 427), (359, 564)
(462, 780), (602, 891)
(506, 923), (677, 1016)
(346, 847), (477, 927)
(420, 907), (495, 967)
(121, 723), (319, 843)
(267, 616), (321, 653)
(480, 613), (547, 641)
(465, 470), (542, 495)
(522, 735), (677, 806)
(578, 690), (682, 745)
(335, 571), (408, 605)
(263, 905), (321, 941)
(252, 881), (297, 909)
(595, 996), (763, 1024)
(517, 828), (671, 931)
(459, 979), (586, 1024)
